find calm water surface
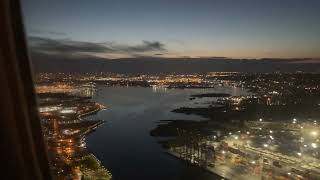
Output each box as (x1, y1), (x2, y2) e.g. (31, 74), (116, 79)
(85, 86), (249, 180)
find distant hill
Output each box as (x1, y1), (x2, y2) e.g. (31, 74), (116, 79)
(29, 51), (320, 74)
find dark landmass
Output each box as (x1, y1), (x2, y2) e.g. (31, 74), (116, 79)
(30, 52), (320, 73)
(150, 120), (211, 137)
(172, 101), (320, 122)
(37, 93), (91, 106)
(191, 93), (231, 98)
(151, 118), (241, 138)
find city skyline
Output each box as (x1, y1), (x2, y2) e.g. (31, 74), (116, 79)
(2, 1), (320, 179)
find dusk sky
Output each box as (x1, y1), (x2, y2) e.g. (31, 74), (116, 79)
(23, 0), (320, 59)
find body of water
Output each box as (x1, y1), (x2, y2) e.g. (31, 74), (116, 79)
(85, 86), (249, 180)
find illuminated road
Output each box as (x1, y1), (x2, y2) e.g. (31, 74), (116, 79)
(168, 150), (260, 180)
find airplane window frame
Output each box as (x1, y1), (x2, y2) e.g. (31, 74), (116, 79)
(0, 0), (52, 179)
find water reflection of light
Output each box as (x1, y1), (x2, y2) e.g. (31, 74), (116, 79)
(152, 85), (167, 93)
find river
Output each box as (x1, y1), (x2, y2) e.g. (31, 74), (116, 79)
(85, 85), (249, 180)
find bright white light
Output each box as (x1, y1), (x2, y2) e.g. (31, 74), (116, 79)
(269, 130), (273, 134)
(228, 132), (232, 135)
(221, 150), (226, 154)
(259, 128), (262, 130)
(292, 118), (297, 124)
(297, 152), (302, 156)
(311, 131), (318, 136)
(60, 109), (75, 114)
(246, 131), (250, 135)
(234, 136), (239, 140)
(39, 106), (62, 112)
(269, 135), (274, 140)
(263, 144), (269, 147)
(288, 172), (291, 175)
(251, 161), (256, 164)
(304, 144), (308, 147)
(311, 143), (317, 148)
(259, 118), (263, 122)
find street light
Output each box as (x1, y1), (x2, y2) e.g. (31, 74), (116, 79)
(311, 143), (317, 148)
(311, 131), (318, 137)
(293, 118), (297, 124)
(263, 144), (269, 148)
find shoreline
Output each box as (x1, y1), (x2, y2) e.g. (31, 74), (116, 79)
(77, 103), (113, 179)
(43, 96), (112, 179)
(78, 103), (106, 120)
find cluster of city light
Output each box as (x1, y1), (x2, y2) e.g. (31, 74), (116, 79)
(311, 143), (318, 148)
(293, 118), (297, 124)
(220, 117), (320, 176)
(36, 83), (77, 93)
(228, 97), (245, 105)
(39, 106), (62, 113)
(62, 129), (80, 135)
(60, 109), (76, 114)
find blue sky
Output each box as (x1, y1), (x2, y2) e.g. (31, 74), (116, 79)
(22, 0), (320, 59)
